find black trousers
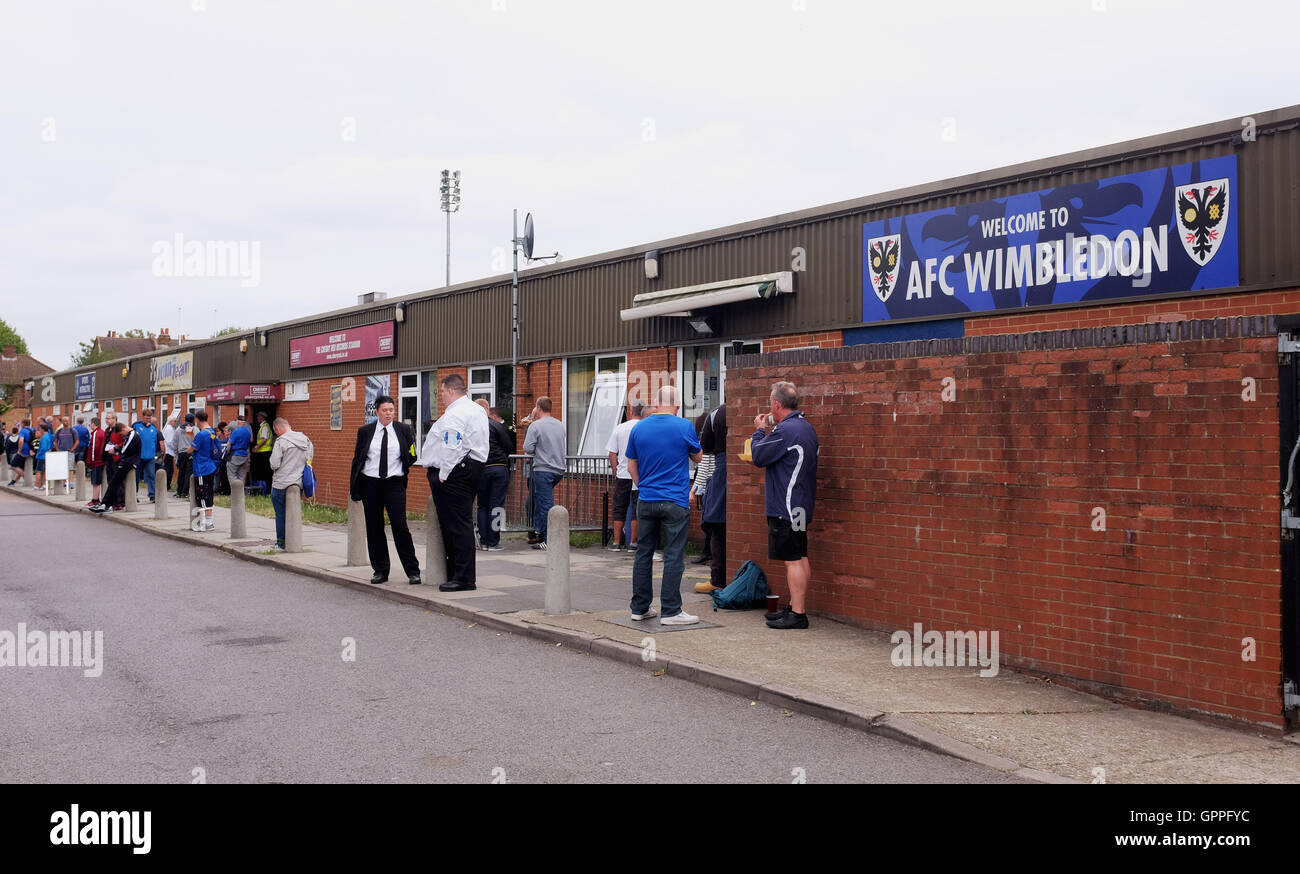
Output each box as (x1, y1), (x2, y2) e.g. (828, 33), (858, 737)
(163, 454), (175, 489)
(176, 453), (192, 497)
(431, 460), (484, 584)
(360, 474), (420, 577)
(706, 522), (727, 589)
(476, 464), (509, 548)
(104, 460), (134, 507)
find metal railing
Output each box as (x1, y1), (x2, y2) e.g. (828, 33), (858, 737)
(495, 454), (613, 534)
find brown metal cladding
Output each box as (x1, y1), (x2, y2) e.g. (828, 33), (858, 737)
(518, 122), (1299, 357)
(35, 108), (1300, 398)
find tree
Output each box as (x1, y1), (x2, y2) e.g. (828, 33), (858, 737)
(70, 342), (117, 368)
(67, 328), (153, 367)
(214, 326), (248, 337)
(0, 318), (30, 354)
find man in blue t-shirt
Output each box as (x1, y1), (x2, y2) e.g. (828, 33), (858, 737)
(131, 409), (164, 502)
(226, 416), (253, 488)
(624, 384), (703, 626)
(189, 410), (219, 532)
(73, 418), (91, 468)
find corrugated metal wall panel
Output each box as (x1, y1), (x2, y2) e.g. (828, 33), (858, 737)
(36, 119), (1300, 395)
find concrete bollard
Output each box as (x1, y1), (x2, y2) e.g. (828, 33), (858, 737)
(229, 479), (246, 539)
(285, 484), (303, 553)
(544, 504), (571, 615)
(124, 469), (137, 513)
(188, 475), (199, 530)
(75, 461), (87, 502)
(346, 500), (367, 566)
(155, 469), (168, 519)
(424, 496), (447, 588)
(23, 456), (33, 487)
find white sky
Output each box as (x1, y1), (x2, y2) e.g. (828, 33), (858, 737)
(3, 0), (1296, 371)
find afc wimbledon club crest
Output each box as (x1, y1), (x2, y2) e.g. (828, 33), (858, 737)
(867, 234), (902, 303)
(1175, 178), (1229, 265)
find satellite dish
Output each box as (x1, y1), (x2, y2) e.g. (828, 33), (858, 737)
(522, 213), (535, 260)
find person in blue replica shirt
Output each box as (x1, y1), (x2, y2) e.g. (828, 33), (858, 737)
(189, 410), (220, 532)
(131, 409), (164, 502)
(624, 384), (703, 626)
(750, 380), (819, 630)
(226, 416), (253, 488)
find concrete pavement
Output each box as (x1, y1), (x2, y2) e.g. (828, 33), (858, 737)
(8, 480), (1299, 783)
(3, 495), (1025, 783)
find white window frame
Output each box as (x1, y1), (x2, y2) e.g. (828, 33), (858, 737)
(398, 371), (422, 444)
(469, 366), (494, 406)
(562, 353), (626, 457)
(577, 371), (627, 459)
(675, 339), (762, 421)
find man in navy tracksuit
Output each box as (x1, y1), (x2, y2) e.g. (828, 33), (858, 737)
(750, 380), (818, 630)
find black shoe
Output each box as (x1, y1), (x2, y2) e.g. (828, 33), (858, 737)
(767, 610), (809, 630)
(526, 531), (542, 544)
(693, 553), (711, 564)
(764, 604), (792, 622)
(408, 575), (422, 585)
(439, 580), (476, 592)
(369, 573), (388, 585)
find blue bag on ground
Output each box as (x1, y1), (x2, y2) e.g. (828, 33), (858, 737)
(710, 560), (769, 610)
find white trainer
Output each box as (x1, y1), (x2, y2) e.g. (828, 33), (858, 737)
(630, 609), (659, 621)
(660, 610), (699, 626)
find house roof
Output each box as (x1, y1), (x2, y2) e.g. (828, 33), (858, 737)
(95, 336), (162, 358)
(0, 349), (54, 384)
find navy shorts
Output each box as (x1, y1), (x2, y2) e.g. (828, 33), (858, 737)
(767, 515), (809, 561)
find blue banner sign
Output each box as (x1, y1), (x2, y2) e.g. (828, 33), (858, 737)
(75, 373), (96, 401)
(861, 156), (1238, 323)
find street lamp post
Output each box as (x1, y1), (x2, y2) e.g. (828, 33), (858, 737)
(440, 169), (462, 287)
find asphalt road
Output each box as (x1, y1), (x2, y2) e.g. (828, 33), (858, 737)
(0, 490), (1025, 783)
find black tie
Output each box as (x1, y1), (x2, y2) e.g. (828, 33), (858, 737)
(379, 426), (389, 478)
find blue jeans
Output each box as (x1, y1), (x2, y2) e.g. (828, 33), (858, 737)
(137, 457), (157, 498)
(271, 487), (287, 548)
(532, 470), (562, 540)
(632, 500), (689, 617)
(477, 465), (509, 547)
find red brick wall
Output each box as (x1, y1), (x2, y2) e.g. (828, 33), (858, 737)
(726, 319), (1285, 729)
(763, 331), (844, 352)
(969, 287), (1300, 335)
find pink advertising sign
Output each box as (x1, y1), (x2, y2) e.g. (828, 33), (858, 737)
(289, 321), (395, 369)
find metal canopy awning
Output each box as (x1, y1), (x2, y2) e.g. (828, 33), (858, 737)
(619, 271), (794, 321)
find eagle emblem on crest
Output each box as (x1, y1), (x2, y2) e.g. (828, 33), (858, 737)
(867, 234), (902, 303)
(1175, 178), (1229, 265)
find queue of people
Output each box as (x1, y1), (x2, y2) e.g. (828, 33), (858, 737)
(604, 379), (817, 630)
(10, 378), (817, 629)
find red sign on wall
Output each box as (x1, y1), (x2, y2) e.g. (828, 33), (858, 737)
(289, 321), (395, 369)
(206, 384), (282, 402)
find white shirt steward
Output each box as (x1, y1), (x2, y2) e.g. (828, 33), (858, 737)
(420, 394), (489, 587)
